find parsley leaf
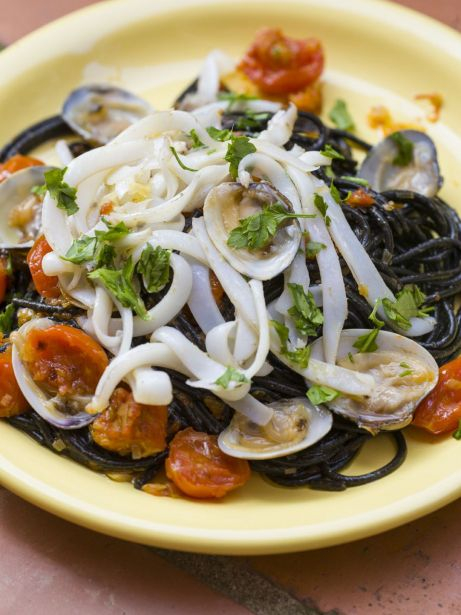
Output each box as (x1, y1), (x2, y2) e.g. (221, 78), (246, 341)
(188, 129), (204, 149)
(234, 111), (271, 131)
(170, 146), (197, 172)
(215, 366), (249, 389)
(0, 303), (15, 336)
(31, 183), (47, 198)
(328, 99), (355, 131)
(227, 203), (315, 251)
(206, 126), (233, 142)
(44, 167), (78, 215)
(225, 135), (257, 180)
(389, 132), (414, 167)
(271, 320), (311, 369)
(382, 285), (432, 331)
(307, 385), (340, 406)
(399, 368), (414, 377)
(353, 328), (380, 353)
(330, 183), (342, 204)
(320, 144), (345, 160)
(88, 257), (148, 319)
(314, 194), (331, 226)
(341, 176), (370, 187)
(452, 419), (461, 440)
(136, 244), (171, 293)
(305, 241), (326, 259)
(287, 283), (324, 337)
(95, 219), (130, 243)
(63, 235), (97, 264)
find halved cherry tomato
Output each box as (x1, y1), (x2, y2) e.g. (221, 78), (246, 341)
(413, 356), (461, 434)
(165, 427), (251, 498)
(238, 28), (324, 95)
(0, 346), (30, 417)
(20, 324), (109, 397)
(91, 387), (168, 458)
(0, 154), (43, 182)
(0, 256), (9, 304)
(346, 188), (375, 208)
(27, 235), (60, 298)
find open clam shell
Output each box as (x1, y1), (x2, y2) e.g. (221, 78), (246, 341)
(358, 130), (442, 197)
(218, 397), (332, 460)
(62, 85), (153, 145)
(310, 329), (439, 431)
(11, 318), (95, 429)
(203, 182), (302, 281)
(0, 166), (54, 249)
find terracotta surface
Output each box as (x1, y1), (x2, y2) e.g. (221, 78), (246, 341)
(1, 2), (461, 614)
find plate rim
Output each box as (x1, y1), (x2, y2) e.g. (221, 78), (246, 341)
(1, 0), (461, 555)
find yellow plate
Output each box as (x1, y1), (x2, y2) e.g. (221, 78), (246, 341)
(1, 0), (461, 555)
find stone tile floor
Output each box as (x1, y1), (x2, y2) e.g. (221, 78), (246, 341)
(1, 1), (461, 613)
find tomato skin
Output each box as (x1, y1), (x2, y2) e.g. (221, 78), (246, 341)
(91, 388), (168, 458)
(413, 356), (461, 434)
(346, 188), (375, 208)
(238, 28), (324, 95)
(20, 324), (109, 397)
(0, 155), (43, 182)
(0, 346), (30, 417)
(165, 428), (251, 499)
(0, 257), (9, 304)
(27, 235), (60, 298)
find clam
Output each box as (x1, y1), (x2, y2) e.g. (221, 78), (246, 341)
(0, 166), (53, 249)
(218, 397), (332, 460)
(203, 182), (302, 281)
(358, 130), (442, 197)
(310, 329), (438, 431)
(11, 318), (94, 429)
(62, 85), (153, 145)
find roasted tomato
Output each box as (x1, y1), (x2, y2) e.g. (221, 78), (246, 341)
(413, 356), (461, 434)
(0, 256), (9, 304)
(91, 387), (168, 458)
(346, 188), (375, 208)
(0, 346), (30, 417)
(238, 28), (324, 95)
(165, 427), (251, 498)
(0, 154), (43, 182)
(20, 324), (108, 397)
(27, 235), (60, 299)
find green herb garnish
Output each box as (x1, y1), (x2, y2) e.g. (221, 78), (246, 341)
(314, 194), (331, 226)
(88, 257), (148, 319)
(382, 285), (432, 331)
(307, 385), (340, 405)
(218, 92), (258, 109)
(224, 135), (257, 180)
(305, 241), (326, 259)
(271, 320), (311, 369)
(320, 144), (345, 160)
(227, 203), (315, 251)
(287, 283), (324, 337)
(215, 367), (249, 389)
(188, 129), (204, 149)
(43, 167), (78, 215)
(389, 132), (414, 167)
(136, 244), (171, 293)
(328, 99), (355, 131)
(63, 219), (129, 266)
(170, 146), (197, 172)
(353, 300), (385, 353)
(234, 111), (271, 131)
(206, 126), (233, 142)
(453, 419), (461, 440)
(0, 304), (15, 336)
(341, 176), (370, 187)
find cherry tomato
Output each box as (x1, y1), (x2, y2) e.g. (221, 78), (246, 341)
(0, 154), (43, 182)
(0, 346), (30, 417)
(238, 28), (324, 95)
(20, 324), (109, 397)
(91, 387), (168, 458)
(27, 235), (60, 298)
(413, 356), (461, 434)
(165, 427), (251, 499)
(346, 188), (375, 208)
(0, 256), (9, 304)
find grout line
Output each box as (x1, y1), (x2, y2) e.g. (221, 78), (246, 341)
(152, 548), (340, 615)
